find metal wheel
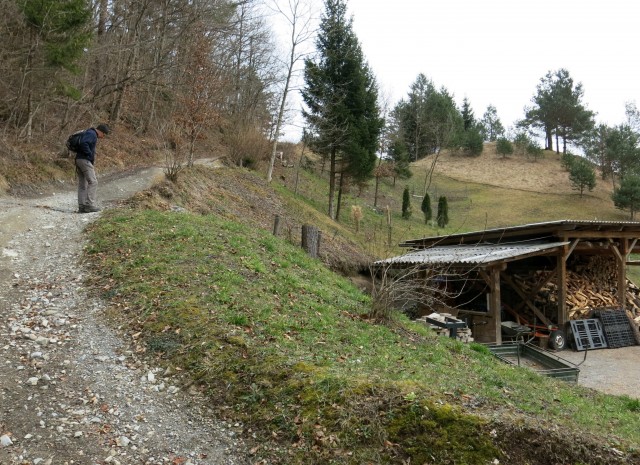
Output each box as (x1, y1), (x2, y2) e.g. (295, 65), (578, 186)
(548, 329), (566, 350)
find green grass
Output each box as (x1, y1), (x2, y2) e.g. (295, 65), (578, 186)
(86, 208), (640, 464)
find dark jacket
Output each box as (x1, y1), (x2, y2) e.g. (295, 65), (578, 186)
(75, 128), (99, 164)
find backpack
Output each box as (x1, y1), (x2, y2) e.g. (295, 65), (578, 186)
(65, 129), (86, 154)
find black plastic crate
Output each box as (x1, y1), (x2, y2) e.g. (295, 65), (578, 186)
(596, 309), (637, 348)
(569, 319), (608, 351)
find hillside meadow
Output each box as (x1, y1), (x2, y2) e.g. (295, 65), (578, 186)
(82, 146), (640, 464)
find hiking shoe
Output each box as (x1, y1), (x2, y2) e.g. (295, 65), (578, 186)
(84, 206), (101, 213)
(78, 205), (87, 213)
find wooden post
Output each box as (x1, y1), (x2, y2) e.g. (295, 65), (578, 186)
(488, 266), (502, 345)
(617, 238), (628, 309)
(301, 224), (321, 258)
(273, 215), (281, 236)
(557, 253), (567, 326)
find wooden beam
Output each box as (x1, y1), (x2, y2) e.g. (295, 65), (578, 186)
(562, 231), (640, 239)
(564, 239), (580, 262)
(615, 239), (628, 308)
(489, 267), (502, 345)
(627, 238), (638, 260)
(557, 254), (567, 326)
(509, 270), (556, 314)
(478, 269), (492, 287)
(501, 273), (552, 326)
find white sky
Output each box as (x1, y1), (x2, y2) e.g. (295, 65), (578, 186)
(277, 0), (640, 140)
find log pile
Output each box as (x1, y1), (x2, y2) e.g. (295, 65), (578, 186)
(512, 256), (640, 331)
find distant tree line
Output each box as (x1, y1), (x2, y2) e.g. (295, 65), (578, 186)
(1, 0), (288, 167)
(4, 0), (640, 221)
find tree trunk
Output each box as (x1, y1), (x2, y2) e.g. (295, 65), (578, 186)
(374, 175), (380, 207)
(328, 148), (336, 219)
(294, 140), (307, 195)
(301, 224), (321, 258)
(335, 171), (344, 222)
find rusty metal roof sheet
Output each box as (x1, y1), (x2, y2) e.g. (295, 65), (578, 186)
(376, 241), (569, 267)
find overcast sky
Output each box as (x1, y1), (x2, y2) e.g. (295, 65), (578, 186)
(278, 0), (640, 140)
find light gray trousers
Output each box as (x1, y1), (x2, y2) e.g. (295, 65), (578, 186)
(75, 158), (98, 208)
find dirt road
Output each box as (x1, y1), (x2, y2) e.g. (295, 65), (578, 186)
(0, 166), (248, 464)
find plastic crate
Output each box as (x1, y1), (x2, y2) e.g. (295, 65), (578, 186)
(596, 309), (637, 348)
(569, 319), (608, 351)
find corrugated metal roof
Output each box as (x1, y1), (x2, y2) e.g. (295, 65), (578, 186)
(400, 219), (640, 248)
(376, 241), (569, 267)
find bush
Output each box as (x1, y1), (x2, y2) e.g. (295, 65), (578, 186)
(569, 158), (596, 197)
(224, 125), (270, 169)
(451, 127), (484, 157)
(463, 127), (484, 157)
(496, 137), (513, 158)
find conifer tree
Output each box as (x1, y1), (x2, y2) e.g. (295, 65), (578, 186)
(569, 158), (596, 197)
(421, 192), (432, 224)
(613, 175), (640, 220)
(302, 0), (383, 220)
(496, 137), (514, 158)
(437, 196), (449, 227)
(402, 187), (412, 219)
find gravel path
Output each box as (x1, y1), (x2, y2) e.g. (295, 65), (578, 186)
(0, 167), (249, 465)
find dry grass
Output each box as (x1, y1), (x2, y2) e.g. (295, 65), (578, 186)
(403, 144), (629, 234)
(427, 142), (614, 201)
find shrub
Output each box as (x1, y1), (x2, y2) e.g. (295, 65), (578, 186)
(437, 196), (449, 227)
(568, 158), (596, 197)
(421, 193), (432, 224)
(496, 137), (513, 158)
(224, 125), (270, 169)
(402, 187), (412, 219)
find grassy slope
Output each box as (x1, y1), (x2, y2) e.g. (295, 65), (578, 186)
(85, 154), (640, 465)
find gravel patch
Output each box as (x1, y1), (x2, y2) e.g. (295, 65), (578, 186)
(0, 167), (249, 464)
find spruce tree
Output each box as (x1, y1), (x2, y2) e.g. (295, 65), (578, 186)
(402, 187), (412, 219)
(437, 196), (449, 227)
(421, 193), (432, 224)
(302, 0), (383, 220)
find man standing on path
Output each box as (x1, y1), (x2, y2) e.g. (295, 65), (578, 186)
(75, 123), (110, 213)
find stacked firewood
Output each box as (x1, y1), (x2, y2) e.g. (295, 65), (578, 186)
(416, 313), (475, 343)
(512, 255), (640, 330)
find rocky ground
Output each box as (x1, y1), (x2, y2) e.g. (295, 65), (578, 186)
(0, 166), (249, 465)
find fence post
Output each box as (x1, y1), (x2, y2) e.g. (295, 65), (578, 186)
(273, 215), (281, 236)
(301, 224), (321, 258)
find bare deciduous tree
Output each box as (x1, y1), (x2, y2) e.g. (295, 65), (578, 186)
(266, 0), (315, 183)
